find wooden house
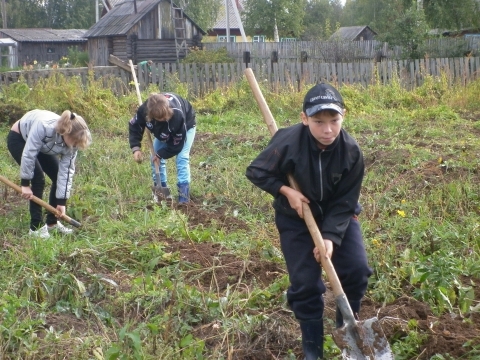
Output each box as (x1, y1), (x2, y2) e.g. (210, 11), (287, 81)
(329, 26), (377, 41)
(84, 0), (205, 66)
(206, 0), (250, 43)
(0, 29), (87, 67)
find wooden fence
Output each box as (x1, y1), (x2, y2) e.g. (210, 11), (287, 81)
(138, 56), (480, 92)
(204, 38), (480, 62)
(1, 56), (480, 96)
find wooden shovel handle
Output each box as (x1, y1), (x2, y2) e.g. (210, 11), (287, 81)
(0, 175), (81, 228)
(128, 60), (160, 176)
(244, 68), (345, 297)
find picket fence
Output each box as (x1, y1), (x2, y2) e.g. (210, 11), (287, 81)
(1, 56), (479, 96)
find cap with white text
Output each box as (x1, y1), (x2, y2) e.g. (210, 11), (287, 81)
(303, 83), (344, 117)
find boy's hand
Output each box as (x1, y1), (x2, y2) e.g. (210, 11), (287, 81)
(313, 239), (334, 263)
(279, 185), (310, 218)
(152, 155), (160, 167)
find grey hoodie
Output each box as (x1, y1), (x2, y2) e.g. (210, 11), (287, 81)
(18, 110), (77, 201)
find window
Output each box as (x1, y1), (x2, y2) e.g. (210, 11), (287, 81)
(280, 37), (296, 42)
(253, 35), (266, 43)
(218, 35), (236, 43)
(47, 48), (55, 53)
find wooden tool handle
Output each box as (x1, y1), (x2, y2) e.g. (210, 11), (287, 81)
(244, 68), (345, 297)
(0, 175), (81, 228)
(129, 60), (160, 174)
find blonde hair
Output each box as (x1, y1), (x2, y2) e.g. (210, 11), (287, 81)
(146, 93), (173, 122)
(55, 110), (92, 150)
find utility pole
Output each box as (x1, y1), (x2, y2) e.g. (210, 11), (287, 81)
(1, 0), (7, 29)
(417, 0), (423, 11)
(96, 0), (99, 22)
(225, 0), (230, 42)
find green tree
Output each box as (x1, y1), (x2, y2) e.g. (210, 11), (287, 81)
(423, 0), (480, 30)
(341, 0), (405, 35)
(176, 0), (223, 31)
(2, 0), (95, 29)
(302, 0), (343, 40)
(382, 5), (429, 59)
(3, 0), (46, 28)
(243, 0), (307, 40)
(45, 0), (95, 29)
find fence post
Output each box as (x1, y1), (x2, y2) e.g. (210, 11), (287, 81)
(243, 51), (251, 68)
(271, 50), (278, 68)
(300, 51), (308, 91)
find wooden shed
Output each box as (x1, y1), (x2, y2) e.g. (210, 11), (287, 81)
(0, 29), (87, 66)
(329, 26), (377, 41)
(84, 0), (205, 66)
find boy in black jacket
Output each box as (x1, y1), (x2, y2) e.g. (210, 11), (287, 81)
(246, 83), (372, 360)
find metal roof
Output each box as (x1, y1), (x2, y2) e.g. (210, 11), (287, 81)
(329, 26), (377, 41)
(0, 29), (87, 42)
(0, 37), (17, 46)
(212, 0), (244, 30)
(86, 0), (205, 38)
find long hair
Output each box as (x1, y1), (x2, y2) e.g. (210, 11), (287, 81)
(55, 110), (92, 149)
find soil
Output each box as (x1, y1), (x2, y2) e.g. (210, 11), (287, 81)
(143, 202), (480, 359)
(1, 126), (479, 359)
(2, 175), (480, 359)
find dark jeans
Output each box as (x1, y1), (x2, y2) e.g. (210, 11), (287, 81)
(276, 210), (372, 321)
(7, 131), (59, 230)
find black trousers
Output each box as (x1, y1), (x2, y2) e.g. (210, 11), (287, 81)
(276, 209), (372, 321)
(7, 131), (59, 230)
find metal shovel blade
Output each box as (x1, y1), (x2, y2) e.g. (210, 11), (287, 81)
(333, 317), (394, 360)
(151, 185), (172, 202)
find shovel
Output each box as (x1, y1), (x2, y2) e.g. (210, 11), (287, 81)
(244, 68), (394, 360)
(0, 174), (81, 228)
(128, 60), (171, 202)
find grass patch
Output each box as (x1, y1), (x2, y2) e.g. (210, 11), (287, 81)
(0, 73), (480, 359)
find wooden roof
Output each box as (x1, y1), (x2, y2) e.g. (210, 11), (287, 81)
(0, 29), (87, 43)
(86, 0), (205, 38)
(329, 26), (377, 41)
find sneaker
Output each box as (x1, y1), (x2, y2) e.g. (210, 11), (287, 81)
(29, 224), (51, 239)
(47, 221), (73, 235)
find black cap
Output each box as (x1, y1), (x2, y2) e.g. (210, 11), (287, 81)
(303, 83), (344, 117)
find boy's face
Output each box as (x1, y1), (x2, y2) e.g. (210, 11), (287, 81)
(301, 110), (344, 148)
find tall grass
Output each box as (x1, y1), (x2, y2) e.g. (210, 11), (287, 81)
(0, 72), (479, 358)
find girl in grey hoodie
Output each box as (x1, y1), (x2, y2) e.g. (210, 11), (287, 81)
(7, 109), (91, 239)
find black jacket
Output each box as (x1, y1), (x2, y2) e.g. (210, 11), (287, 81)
(246, 123), (364, 245)
(128, 92), (196, 159)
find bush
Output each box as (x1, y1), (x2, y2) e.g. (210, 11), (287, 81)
(65, 47), (89, 67)
(181, 47), (235, 64)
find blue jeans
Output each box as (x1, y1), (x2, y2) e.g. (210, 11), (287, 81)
(151, 126), (196, 186)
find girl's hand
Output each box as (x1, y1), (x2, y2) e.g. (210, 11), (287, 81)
(279, 185), (310, 218)
(56, 205), (66, 218)
(133, 150), (143, 163)
(21, 186), (33, 199)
